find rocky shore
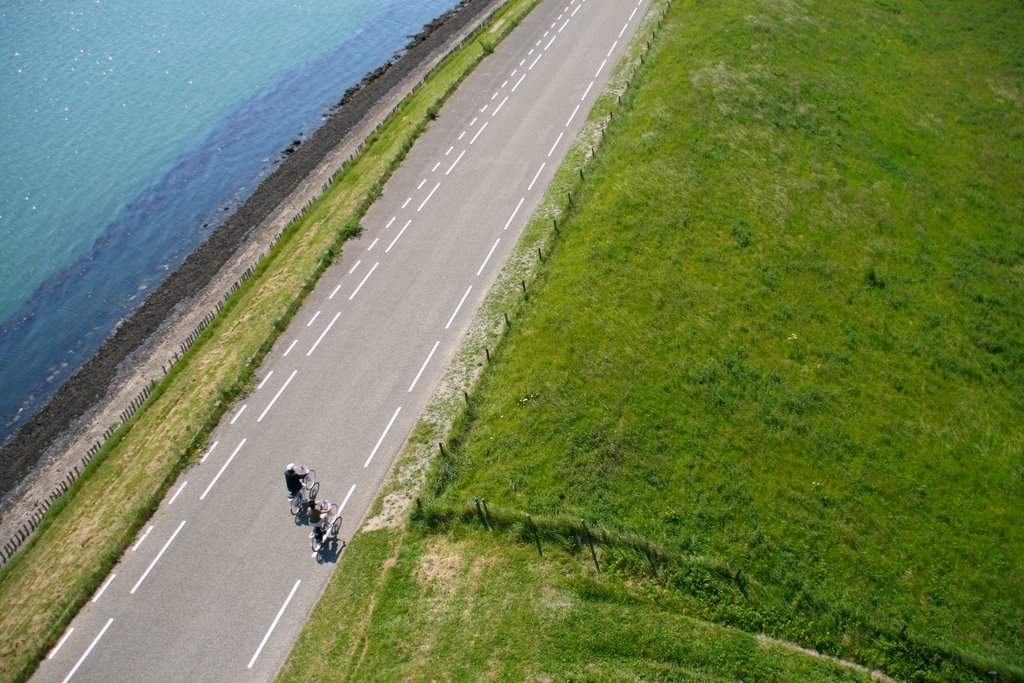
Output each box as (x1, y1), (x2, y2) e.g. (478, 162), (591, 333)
(0, 0), (505, 544)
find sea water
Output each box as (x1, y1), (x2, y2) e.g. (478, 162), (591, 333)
(0, 0), (459, 443)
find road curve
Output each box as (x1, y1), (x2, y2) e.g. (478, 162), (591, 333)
(32, 0), (651, 680)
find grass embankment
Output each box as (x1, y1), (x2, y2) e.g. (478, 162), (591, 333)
(0, 2), (541, 680)
(280, 0), (1024, 680)
(282, 528), (875, 682)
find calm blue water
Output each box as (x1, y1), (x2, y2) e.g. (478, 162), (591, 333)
(0, 0), (459, 443)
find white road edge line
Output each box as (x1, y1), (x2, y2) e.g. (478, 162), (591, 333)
(329, 284), (342, 300)
(409, 341), (441, 392)
(418, 182), (440, 211)
(63, 618), (112, 683)
(200, 441), (218, 464)
(386, 220), (412, 253)
(504, 197), (525, 230)
(200, 439), (247, 500)
(132, 525), (154, 551)
(529, 162), (547, 191)
(258, 371), (297, 422)
(607, 40), (618, 58)
(548, 132), (564, 157)
(47, 627), (74, 660)
(546, 34), (557, 50)
(619, 21), (629, 38)
(168, 481), (187, 505)
(446, 286), (473, 329)
(529, 52), (543, 70)
(367, 237), (379, 251)
(492, 96), (509, 117)
(339, 483), (357, 511)
(402, 196), (412, 208)
(230, 404), (246, 424)
(307, 311), (341, 357)
(247, 579), (301, 670)
(418, 177), (427, 189)
(257, 371), (274, 390)
(91, 574), (115, 603)
(565, 104), (581, 127)
(477, 238), (501, 276)
(595, 58), (607, 78)
(385, 216), (396, 229)
(581, 80), (594, 100)
(131, 520), (186, 594)
(348, 259), (362, 274)
(365, 407), (402, 468)
(511, 73), (526, 92)
(283, 339), (298, 357)
(349, 261), (380, 300)
(306, 310), (320, 327)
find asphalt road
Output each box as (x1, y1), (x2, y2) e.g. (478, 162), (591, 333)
(32, 0), (651, 680)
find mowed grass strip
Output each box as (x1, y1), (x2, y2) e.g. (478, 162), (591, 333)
(413, 0), (1020, 679)
(0, 2), (540, 680)
(278, 529), (874, 682)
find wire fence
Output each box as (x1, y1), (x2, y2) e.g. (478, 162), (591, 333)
(414, 496), (740, 590)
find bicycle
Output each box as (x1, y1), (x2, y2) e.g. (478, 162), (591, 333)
(288, 468), (319, 516)
(310, 509), (342, 554)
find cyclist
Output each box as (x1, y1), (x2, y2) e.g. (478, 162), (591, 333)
(310, 498), (335, 545)
(284, 463), (310, 501)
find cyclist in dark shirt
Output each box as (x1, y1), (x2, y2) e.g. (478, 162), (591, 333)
(284, 463), (309, 498)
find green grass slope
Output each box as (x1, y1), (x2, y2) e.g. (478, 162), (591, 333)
(282, 0), (1023, 680)
(281, 529), (875, 682)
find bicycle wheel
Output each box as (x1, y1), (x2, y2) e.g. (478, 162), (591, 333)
(309, 481), (320, 499)
(304, 469), (317, 491)
(310, 530), (321, 553)
(289, 495), (302, 516)
(330, 515), (342, 540)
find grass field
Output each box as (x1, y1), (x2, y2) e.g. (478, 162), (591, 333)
(281, 0), (1023, 680)
(280, 528), (879, 682)
(0, 2), (541, 680)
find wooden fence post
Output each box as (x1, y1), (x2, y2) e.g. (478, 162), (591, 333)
(582, 521), (600, 572)
(527, 515), (542, 557)
(474, 498), (487, 529)
(481, 499), (494, 532)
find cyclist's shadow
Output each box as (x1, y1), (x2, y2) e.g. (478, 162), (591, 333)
(315, 538), (347, 564)
(293, 503), (316, 527)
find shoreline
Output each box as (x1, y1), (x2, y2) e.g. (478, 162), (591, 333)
(0, 0), (504, 542)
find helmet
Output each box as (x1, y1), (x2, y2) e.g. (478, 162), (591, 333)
(287, 463), (296, 471)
